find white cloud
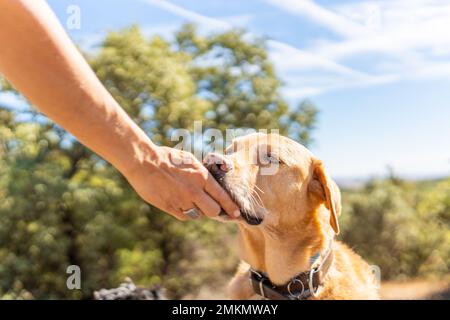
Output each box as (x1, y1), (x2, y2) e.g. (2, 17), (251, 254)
(264, 0), (450, 97)
(314, 3), (450, 61)
(70, 0), (450, 100)
(268, 40), (366, 77)
(268, 39), (397, 100)
(135, 0), (450, 100)
(264, 0), (368, 38)
(281, 72), (398, 100)
(139, 0), (229, 31)
(221, 14), (254, 28)
(141, 1), (253, 32)
(138, 0), (384, 99)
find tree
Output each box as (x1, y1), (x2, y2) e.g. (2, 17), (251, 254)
(0, 25), (318, 299)
(341, 179), (449, 280)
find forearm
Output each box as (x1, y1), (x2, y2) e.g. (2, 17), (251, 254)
(0, 0), (154, 174)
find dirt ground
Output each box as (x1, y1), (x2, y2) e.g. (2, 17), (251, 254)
(185, 279), (450, 300)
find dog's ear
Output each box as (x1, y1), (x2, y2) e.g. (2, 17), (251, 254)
(308, 160), (341, 235)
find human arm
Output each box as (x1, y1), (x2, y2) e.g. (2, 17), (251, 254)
(0, 0), (240, 220)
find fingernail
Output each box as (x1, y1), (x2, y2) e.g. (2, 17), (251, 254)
(233, 210), (241, 218)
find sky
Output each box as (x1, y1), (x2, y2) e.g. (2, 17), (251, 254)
(3, 0), (450, 180)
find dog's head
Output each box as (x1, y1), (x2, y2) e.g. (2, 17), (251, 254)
(204, 133), (341, 235)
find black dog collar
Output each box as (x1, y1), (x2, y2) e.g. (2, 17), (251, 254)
(249, 244), (334, 300)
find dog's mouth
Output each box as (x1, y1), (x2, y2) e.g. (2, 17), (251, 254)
(240, 212), (264, 225)
(208, 170), (264, 226)
(218, 209), (263, 225)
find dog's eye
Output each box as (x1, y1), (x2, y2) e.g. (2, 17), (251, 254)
(256, 150), (283, 166)
(266, 154), (281, 164)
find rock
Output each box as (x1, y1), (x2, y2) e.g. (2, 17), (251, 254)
(93, 278), (167, 300)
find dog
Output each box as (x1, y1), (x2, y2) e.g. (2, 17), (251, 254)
(204, 133), (379, 300)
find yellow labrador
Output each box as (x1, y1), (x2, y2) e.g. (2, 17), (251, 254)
(204, 133), (379, 300)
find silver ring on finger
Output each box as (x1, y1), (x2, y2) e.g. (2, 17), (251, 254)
(182, 207), (201, 219)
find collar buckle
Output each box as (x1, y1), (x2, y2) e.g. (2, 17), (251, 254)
(249, 241), (334, 300)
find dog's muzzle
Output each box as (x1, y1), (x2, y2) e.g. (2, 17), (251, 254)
(203, 153), (263, 226)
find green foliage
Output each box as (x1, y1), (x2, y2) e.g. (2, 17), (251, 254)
(0, 25), (318, 299)
(341, 178), (450, 280)
(90, 26), (209, 143)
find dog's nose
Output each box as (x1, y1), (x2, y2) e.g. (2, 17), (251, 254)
(203, 153), (233, 178)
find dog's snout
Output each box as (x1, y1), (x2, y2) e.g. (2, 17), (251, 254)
(203, 153), (233, 178)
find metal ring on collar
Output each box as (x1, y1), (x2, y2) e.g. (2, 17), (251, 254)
(258, 278), (267, 299)
(252, 270), (264, 279)
(308, 268), (320, 298)
(287, 278), (305, 299)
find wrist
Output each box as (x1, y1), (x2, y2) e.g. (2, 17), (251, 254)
(117, 132), (160, 179)
(87, 96), (161, 179)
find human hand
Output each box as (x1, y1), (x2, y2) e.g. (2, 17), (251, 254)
(123, 144), (241, 221)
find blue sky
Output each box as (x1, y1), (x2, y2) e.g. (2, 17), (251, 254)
(5, 0), (450, 179)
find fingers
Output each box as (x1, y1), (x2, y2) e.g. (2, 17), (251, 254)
(170, 182), (238, 221)
(192, 191), (221, 218)
(137, 147), (240, 221)
(204, 173), (241, 218)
